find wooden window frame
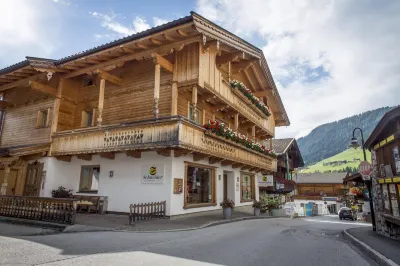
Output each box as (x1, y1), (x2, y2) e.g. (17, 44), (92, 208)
(80, 109), (96, 128)
(188, 102), (203, 125)
(36, 108), (50, 128)
(79, 165), (100, 193)
(183, 161), (217, 209)
(240, 172), (255, 203)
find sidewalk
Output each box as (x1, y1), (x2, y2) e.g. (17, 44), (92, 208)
(73, 210), (279, 232)
(344, 227), (400, 266)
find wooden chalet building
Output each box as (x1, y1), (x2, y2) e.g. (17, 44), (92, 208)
(259, 138), (304, 202)
(0, 12), (289, 216)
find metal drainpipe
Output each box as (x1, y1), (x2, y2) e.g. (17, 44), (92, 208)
(286, 151), (290, 180)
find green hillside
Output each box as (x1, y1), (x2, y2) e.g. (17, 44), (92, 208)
(301, 147), (371, 174)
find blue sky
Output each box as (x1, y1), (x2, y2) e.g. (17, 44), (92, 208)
(1, 0), (399, 139)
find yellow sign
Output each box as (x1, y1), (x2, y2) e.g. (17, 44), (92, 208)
(262, 176), (268, 182)
(374, 143), (380, 150)
(387, 135), (395, 143)
(149, 166), (157, 175)
(385, 178), (393, 183)
(393, 177), (400, 183)
(378, 179), (385, 184)
(380, 139), (387, 146)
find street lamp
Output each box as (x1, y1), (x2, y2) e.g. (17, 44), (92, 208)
(349, 127), (376, 231)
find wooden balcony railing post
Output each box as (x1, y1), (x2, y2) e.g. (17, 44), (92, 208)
(97, 78), (105, 126)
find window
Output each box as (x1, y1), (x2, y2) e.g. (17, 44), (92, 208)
(241, 173), (255, 201)
(305, 190), (311, 195)
(185, 163), (215, 208)
(36, 108), (50, 128)
(189, 104), (201, 124)
(83, 77), (94, 87)
(81, 109), (95, 127)
(79, 166), (100, 193)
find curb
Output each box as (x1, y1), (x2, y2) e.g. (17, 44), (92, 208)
(113, 215), (287, 233)
(343, 229), (399, 266)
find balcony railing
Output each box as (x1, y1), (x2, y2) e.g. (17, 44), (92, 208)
(51, 117), (277, 172)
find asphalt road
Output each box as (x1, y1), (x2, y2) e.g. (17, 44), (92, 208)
(0, 215), (373, 266)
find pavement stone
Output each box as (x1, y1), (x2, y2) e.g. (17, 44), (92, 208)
(345, 227), (400, 266)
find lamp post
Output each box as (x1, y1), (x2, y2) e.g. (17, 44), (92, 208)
(350, 127), (376, 231)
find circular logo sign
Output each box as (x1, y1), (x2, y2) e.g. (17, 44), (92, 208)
(262, 176), (267, 182)
(149, 166), (157, 175)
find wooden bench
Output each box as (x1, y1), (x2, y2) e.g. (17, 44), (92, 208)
(73, 195), (104, 213)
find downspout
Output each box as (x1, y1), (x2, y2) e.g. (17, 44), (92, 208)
(286, 151), (290, 180)
(0, 110), (5, 146)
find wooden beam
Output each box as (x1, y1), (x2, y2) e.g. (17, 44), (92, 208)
(156, 148), (171, 157)
(150, 38), (163, 45)
(97, 69), (122, 86)
(174, 149), (191, 158)
(151, 53), (174, 73)
(136, 43), (149, 49)
(163, 33), (175, 42)
(193, 153), (207, 162)
(232, 163), (243, 169)
(29, 81), (57, 97)
(3, 75), (19, 80)
(176, 29), (188, 36)
(253, 91), (269, 98)
(97, 78), (105, 126)
(126, 150), (141, 158)
(61, 36), (200, 79)
(55, 155), (71, 162)
(63, 65), (80, 70)
(99, 152), (115, 160)
(209, 157), (223, 164)
(154, 64), (160, 118)
(243, 68), (257, 91)
(241, 165), (251, 170)
(221, 160), (234, 166)
(119, 46), (136, 54)
(0, 100), (11, 110)
(249, 167), (258, 172)
(234, 113), (239, 130)
(77, 154), (92, 161)
(252, 64), (264, 88)
(252, 125), (256, 139)
(240, 122), (254, 128)
(216, 52), (241, 66)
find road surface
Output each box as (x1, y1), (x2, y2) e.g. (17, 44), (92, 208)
(0, 215), (373, 266)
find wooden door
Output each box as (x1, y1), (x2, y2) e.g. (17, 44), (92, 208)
(223, 174), (228, 200)
(23, 162), (43, 197)
(0, 169), (18, 195)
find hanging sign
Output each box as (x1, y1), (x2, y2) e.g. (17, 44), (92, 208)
(142, 165), (164, 184)
(173, 178), (183, 194)
(258, 175), (274, 187)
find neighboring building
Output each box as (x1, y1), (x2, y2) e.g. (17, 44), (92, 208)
(364, 106), (400, 241)
(294, 173), (346, 214)
(259, 138), (304, 203)
(0, 12), (289, 216)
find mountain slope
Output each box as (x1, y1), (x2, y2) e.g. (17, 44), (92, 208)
(301, 148), (371, 173)
(297, 106), (393, 165)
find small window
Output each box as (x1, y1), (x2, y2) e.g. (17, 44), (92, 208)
(0, 93), (4, 101)
(36, 108), (50, 128)
(79, 166), (100, 193)
(189, 104), (201, 124)
(83, 77), (94, 87)
(305, 190), (310, 195)
(241, 174), (255, 201)
(81, 109), (95, 127)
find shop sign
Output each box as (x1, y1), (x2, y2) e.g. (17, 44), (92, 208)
(275, 183), (285, 190)
(385, 178), (393, 183)
(258, 175), (273, 187)
(393, 177), (400, 183)
(378, 179), (385, 184)
(173, 178), (183, 194)
(142, 165), (164, 184)
(322, 197), (337, 201)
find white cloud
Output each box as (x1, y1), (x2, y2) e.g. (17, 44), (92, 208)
(196, 0), (400, 139)
(0, 0), (56, 67)
(153, 17), (169, 26)
(90, 12), (151, 38)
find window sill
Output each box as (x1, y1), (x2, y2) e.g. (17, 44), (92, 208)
(183, 203), (217, 209)
(77, 191), (98, 194)
(240, 199), (254, 203)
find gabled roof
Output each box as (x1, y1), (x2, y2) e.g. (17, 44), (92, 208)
(272, 138), (294, 154)
(365, 106), (400, 149)
(296, 173), (345, 184)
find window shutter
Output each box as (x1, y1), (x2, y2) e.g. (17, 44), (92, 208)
(92, 109), (96, 126)
(81, 111), (88, 127)
(45, 108), (51, 127)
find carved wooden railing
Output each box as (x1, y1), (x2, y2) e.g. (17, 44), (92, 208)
(51, 118), (277, 172)
(0, 196), (77, 224)
(129, 200), (166, 224)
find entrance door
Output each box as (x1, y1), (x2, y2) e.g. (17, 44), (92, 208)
(23, 162), (43, 197)
(0, 169), (18, 195)
(223, 174), (228, 200)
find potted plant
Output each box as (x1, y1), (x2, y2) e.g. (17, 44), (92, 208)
(220, 198), (235, 219)
(252, 200), (262, 216)
(51, 186), (73, 198)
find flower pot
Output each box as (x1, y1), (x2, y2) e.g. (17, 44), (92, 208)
(223, 207), (232, 219)
(254, 207), (261, 217)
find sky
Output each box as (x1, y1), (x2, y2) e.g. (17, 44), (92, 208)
(1, 0), (399, 139)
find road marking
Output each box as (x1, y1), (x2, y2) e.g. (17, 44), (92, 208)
(303, 219), (372, 226)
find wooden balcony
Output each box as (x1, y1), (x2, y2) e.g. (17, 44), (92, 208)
(51, 117), (277, 172)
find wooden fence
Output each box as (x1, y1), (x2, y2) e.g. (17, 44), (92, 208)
(0, 196), (77, 224)
(129, 201), (166, 224)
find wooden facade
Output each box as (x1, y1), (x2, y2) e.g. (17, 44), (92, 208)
(0, 12), (289, 197)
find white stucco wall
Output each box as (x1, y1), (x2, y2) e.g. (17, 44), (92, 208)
(36, 151), (260, 216)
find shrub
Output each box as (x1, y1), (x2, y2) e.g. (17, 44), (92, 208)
(51, 186), (73, 198)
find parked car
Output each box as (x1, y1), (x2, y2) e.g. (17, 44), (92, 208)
(339, 208), (357, 221)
